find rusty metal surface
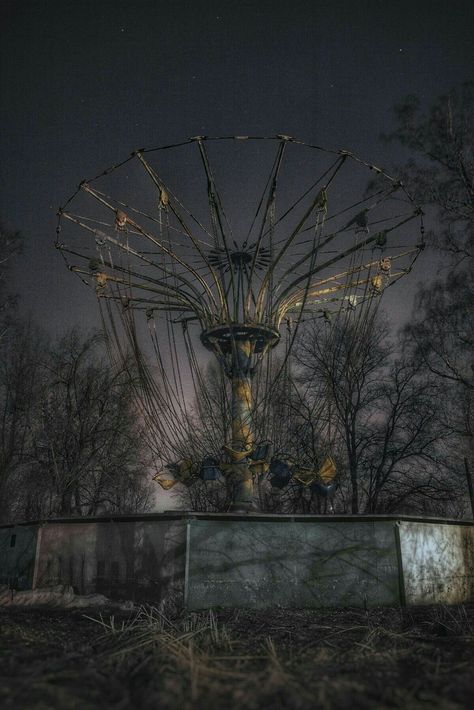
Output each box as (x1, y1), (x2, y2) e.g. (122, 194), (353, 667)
(0, 525), (38, 590)
(34, 519), (187, 602)
(2, 516), (473, 608)
(399, 521), (474, 604)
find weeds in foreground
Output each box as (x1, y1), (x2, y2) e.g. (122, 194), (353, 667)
(1, 605), (473, 709)
(82, 604), (474, 709)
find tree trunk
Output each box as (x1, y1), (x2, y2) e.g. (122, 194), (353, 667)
(350, 466), (359, 513)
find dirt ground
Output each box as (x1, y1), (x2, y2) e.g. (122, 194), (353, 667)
(0, 604), (473, 709)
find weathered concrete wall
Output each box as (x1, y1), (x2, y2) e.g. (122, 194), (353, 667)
(185, 519), (401, 609)
(35, 519), (187, 602)
(0, 525), (38, 590)
(398, 521), (474, 605)
(1, 515), (472, 608)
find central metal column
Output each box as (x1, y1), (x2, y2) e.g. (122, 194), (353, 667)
(201, 324), (280, 513)
(228, 339), (254, 511)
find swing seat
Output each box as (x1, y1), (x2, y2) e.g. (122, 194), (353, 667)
(168, 459), (198, 483)
(199, 457), (221, 481)
(251, 441), (271, 461)
(269, 458), (291, 477)
(270, 474), (291, 489)
(311, 481), (337, 497)
(269, 458), (292, 488)
(292, 466), (318, 486)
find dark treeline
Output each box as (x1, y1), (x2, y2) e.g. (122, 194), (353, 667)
(1, 83), (473, 521)
(0, 297), (153, 523)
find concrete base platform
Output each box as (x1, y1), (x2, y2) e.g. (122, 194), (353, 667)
(1, 514), (473, 608)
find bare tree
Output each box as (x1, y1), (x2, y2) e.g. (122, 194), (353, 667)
(295, 312), (449, 515)
(361, 358), (448, 514)
(0, 322), (47, 521)
(406, 272), (473, 392)
(295, 314), (388, 513)
(385, 83), (474, 516)
(0, 326), (153, 522)
(0, 221), (22, 339)
(403, 273), (473, 517)
(31, 329), (153, 517)
(383, 81), (473, 263)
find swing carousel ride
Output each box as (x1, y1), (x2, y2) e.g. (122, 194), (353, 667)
(56, 135), (424, 511)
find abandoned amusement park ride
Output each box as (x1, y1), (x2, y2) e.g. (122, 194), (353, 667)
(56, 135), (425, 512)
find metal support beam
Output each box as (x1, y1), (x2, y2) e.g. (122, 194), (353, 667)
(228, 340), (254, 512)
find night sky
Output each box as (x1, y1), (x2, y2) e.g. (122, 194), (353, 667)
(1, 0), (473, 336)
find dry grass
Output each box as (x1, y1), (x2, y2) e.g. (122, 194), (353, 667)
(84, 603), (474, 709)
(0, 604), (473, 709)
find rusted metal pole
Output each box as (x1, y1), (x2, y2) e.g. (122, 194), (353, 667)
(228, 340), (254, 511)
